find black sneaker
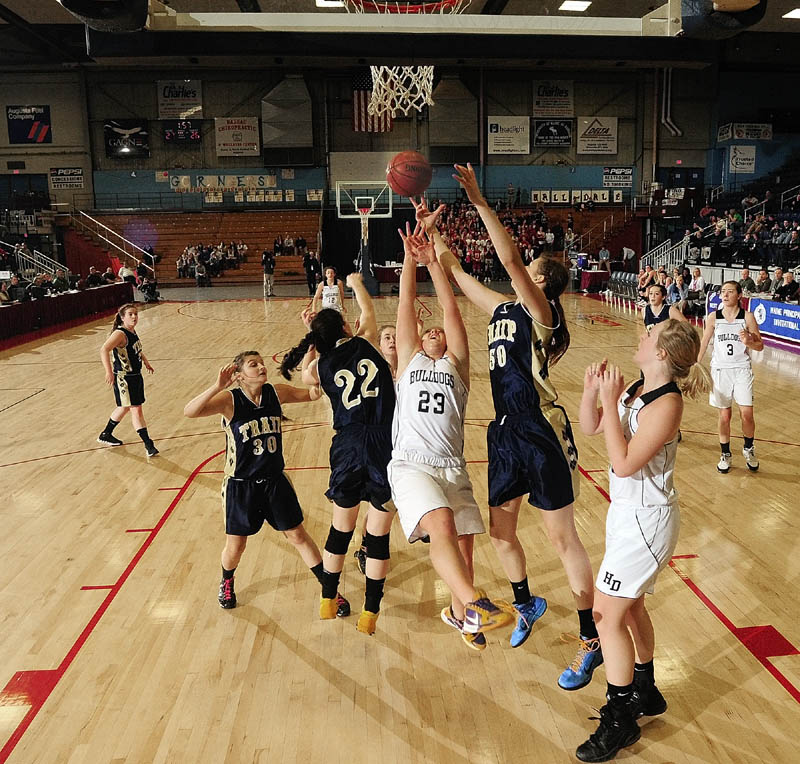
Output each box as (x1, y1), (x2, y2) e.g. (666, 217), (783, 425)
(218, 576), (236, 609)
(354, 546), (367, 576)
(145, 442), (160, 457)
(632, 681), (667, 717)
(97, 432), (123, 446)
(576, 702), (641, 762)
(336, 592), (351, 618)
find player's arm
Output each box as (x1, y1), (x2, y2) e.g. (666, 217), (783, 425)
(347, 272), (377, 344)
(453, 163), (552, 325)
(140, 352), (155, 373)
(396, 223), (423, 376)
(301, 348), (320, 387)
(337, 279), (347, 314)
(434, 236), (505, 316)
(742, 311), (764, 352)
(697, 312), (716, 362)
(668, 305), (688, 323)
(100, 330), (126, 384)
(579, 359), (607, 435)
(184, 364), (236, 419)
(274, 382), (322, 404)
(312, 281), (323, 313)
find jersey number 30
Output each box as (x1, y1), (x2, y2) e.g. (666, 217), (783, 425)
(335, 359), (380, 410)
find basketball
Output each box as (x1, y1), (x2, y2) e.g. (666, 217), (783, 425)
(386, 151), (432, 197)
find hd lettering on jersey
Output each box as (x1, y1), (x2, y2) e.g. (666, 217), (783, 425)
(408, 369), (455, 388)
(238, 416), (281, 442)
(487, 318), (517, 345)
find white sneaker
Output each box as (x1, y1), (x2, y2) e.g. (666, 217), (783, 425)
(742, 446), (759, 472)
(717, 453), (732, 473)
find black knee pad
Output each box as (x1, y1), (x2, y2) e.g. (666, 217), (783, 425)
(364, 531), (390, 561)
(325, 525), (354, 556)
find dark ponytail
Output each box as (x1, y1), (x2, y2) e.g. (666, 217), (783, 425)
(536, 257), (570, 366)
(112, 303), (137, 331)
(280, 308), (346, 380)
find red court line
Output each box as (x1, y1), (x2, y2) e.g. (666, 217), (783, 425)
(79, 586), (113, 591)
(0, 449), (223, 763)
(578, 465), (611, 502)
(415, 297), (433, 317)
(668, 559), (800, 705)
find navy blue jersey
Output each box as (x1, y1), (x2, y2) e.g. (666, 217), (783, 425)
(487, 300), (559, 417)
(222, 384), (285, 479)
(112, 328), (143, 375)
(643, 304), (670, 332)
(318, 336), (395, 430)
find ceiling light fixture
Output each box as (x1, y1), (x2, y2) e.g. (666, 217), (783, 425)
(559, 1), (592, 11)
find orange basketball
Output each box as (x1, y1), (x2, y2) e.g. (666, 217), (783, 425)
(386, 151), (432, 197)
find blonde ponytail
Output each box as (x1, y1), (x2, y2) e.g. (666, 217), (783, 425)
(656, 319), (712, 399)
(677, 362), (711, 400)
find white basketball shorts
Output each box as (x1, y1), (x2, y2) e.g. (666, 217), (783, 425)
(387, 458), (485, 543)
(709, 366), (753, 408)
(595, 502), (680, 599)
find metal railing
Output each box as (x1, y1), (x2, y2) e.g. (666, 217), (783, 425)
(573, 204), (634, 253)
(743, 200), (766, 222)
(641, 222), (716, 270)
(709, 184), (724, 203)
(0, 238), (67, 278)
(66, 208), (154, 275)
(780, 183), (800, 209)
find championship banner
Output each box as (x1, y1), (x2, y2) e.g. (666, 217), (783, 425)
(215, 117), (260, 156)
(532, 80), (573, 118)
(729, 145), (755, 174)
(603, 167), (633, 188)
(170, 173), (279, 193)
(488, 116), (530, 154)
(157, 80), (203, 119)
(49, 168), (84, 190)
(533, 120), (572, 147)
(6, 105), (52, 144)
(104, 119), (149, 158)
(577, 117), (618, 154)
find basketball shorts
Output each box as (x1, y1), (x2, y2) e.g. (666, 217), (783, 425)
(388, 458), (485, 543)
(221, 472), (304, 536)
(113, 372), (145, 408)
(487, 405), (579, 511)
(326, 425), (393, 511)
(595, 501), (680, 599)
(709, 366), (753, 408)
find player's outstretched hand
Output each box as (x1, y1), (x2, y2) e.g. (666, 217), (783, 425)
(453, 163), (488, 208)
(346, 271), (362, 288)
(584, 359), (608, 393)
(216, 362), (237, 390)
(598, 364), (625, 407)
(301, 307), (316, 330)
(409, 196), (445, 233)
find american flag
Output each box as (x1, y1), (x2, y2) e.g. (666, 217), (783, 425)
(352, 71), (393, 133)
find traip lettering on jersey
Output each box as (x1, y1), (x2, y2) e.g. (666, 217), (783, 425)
(408, 369), (454, 388)
(238, 416), (282, 442)
(487, 318), (517, 345)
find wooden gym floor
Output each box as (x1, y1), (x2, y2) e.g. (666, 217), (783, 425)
(1, 290), (798, 763)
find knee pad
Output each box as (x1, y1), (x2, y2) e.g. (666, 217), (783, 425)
(325, 525), (354, 556)
(364, 531), (390, 561)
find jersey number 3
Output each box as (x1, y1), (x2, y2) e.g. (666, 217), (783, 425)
(335, 359), (380, 410)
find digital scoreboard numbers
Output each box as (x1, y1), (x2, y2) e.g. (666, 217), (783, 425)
(163, 120), (202, 144)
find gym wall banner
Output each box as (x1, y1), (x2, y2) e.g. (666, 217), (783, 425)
(532, 81), (574, 118)
(603, 167), (633, 188)
(6, 105), (52, 144)
(104, 119), (149, 158)
(49, 168), (84, 190)
(577, 117), (618, 155)
(729, 145), (755, 174)
(750, 298), (800, 343)
(533, 120), (572, 147)
(215, 117), (260, 156)
(157, 80), (203, 119)
(488, 116), (530, 155)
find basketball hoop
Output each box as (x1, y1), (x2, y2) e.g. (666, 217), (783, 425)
(358, 207), (372, 242)
(342, 0), (470, 118)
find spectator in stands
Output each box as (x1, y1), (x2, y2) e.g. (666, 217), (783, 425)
(102, 267), (116, 284)
(118, 263), (136, 284)
(764, 189), (776, 214)
(788, 231), (800, 264)
(303, 250), (319, 296)
(7, 275), (27, 302)
(273, 235), (283, 257)
(52, 268), (70, 293)
(754, 268), (772, 293)
(741, 192), (758, 209)
(715, 228), (736, 266)
(771, 268), (784, 294)
(637, 265), (655, 300)
(237, 240), (248, 260)
(207, 249), (222, 278)
(139, 276), (160, 303)
(688, 267), (705, 297)
(789, 193), (800, 212)
(285, 234), (296, 256)
(669, 274), (689, 311)
(86, 266), (103, 288)
(195, 261), (209, 287)
(773, 271), (799, 302)
(0, 280), (10, 304)
(506, 183), (515, 209)
(176, 253), (187, 279)
(262, 246), (275, 297)
(26, 275), (47, 300)
(739, 268), (756, 294)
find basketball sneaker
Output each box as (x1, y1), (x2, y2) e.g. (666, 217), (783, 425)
(462, 590), (517, 635)
(145, 442), (160, 458)
(356, 609), (379, 636)
(218, 576), (236, 609)
(742, 446), (759, 472)
(717, 452), (732, 473)
(354, 545), (367, 576)
(575, 700), (641, 762)
(509, 596), (548, 648)
(558, 635), (604, 691)
(336, 592), (351, 618)
(440, 606), (486, 651)
(97, 432), (123, 446)
(319, 596), (338, 620)
(632, 680), (667, 718)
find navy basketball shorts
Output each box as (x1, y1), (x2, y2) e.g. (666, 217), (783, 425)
(487, 405), (579, 511)
(221, 472), (304, 536)
(326, 425), (393, 510)
(113, 373), (145, 407)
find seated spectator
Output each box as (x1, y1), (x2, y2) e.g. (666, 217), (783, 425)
(26, 275), (47, 300)
(118, 264), (136, 284)
(284, 235), (295, 256)
(136, 260), (149, 283)
(754, 268), (772, 293)
(738, 267), (756, 294)
(773, 271), (799, 302)
(237, 240), (248, 259)
(51, 268), (70, 293)
(770, 268), (784, 294)
(688, 267), (705, 297)
(741, 192), (759, 209)
(669, 274), (689, 308)
(139, 276), (160, 303)
(273, 235), (283, 256)
(176, 254), (187, 279)
(7, 275), (27, 302)
(0, 281), (10, 304)
(86, 266), (103, 288)
(295, 235), (307, 255)
(195, 261), (209, 287)
(102, 267), (116, 284)
(637, 265), (655, 299)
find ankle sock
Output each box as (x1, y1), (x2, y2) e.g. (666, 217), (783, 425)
(137, 427), (153, 445)
(222, 566), (235, 580)
(720, 442), (731, 455)
(744, 436), (754, 449)
(103, 418), (119, 434)
(364, 576), (386, 613)
(321, 569), (341, 599)
(578, 608), (599, 640)
(310, 562), (324, 585)
(510, 577), (531, 605)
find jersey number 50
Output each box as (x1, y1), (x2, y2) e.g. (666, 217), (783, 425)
(489, 345), (507, 370)
(335, 359), (380, 410)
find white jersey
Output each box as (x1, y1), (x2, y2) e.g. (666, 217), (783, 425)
(711, 308), (750, 369)
(609, 380), (680, 508)
(392, 352), (468, 468)
(322, 283), (342, 312)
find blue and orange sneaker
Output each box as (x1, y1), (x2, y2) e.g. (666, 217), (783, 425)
(509, 596), (548, 648)
(558, 634), (603, 691)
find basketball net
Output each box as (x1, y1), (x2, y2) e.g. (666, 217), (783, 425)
(358, 208), (371, 243)
(341, 0), (471, 118)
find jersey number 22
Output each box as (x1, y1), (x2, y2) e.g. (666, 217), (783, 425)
(335, 359), (380, 410)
